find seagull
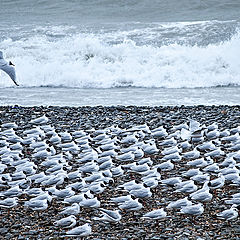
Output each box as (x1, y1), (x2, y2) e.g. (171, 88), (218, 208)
(180, 203), (204, 216)
(220, 157), (236, 167)
(225, 198), (240, 205)
(116, 151), (135, 162)
(30, 115), (49, 125)
(0, 51), (19, 86)
(54, 215), (77, 228)
(220, 164), (239, 175)
(190, 173), (210, 184)
(159, 137), (177, 147)
(118, 198), (143, 211)
(31, 192), (53, 202)
(142, 177), (159, 188)
(24, 198), (49, 211)
(167, 197), (192, 209)
(209, 174), (225, 189)
(0, 197), (18, 208)
(110, 195), (135, 204)
(202, 163), (220, 173)
(190, 182), (212, 202)
(182, 169), (202, 178)
(183, 148), (200, 160)
(217, 205), (239, 221)
(175, 180), (198, 193)
(1, 122), (18, 129)
(162, 152), (182, 162)
(59, 203), (80, 216)
(129, 187), (153, 198)
(65, 223), (92, 237)
(187, 157), (213, 168)
(79, 196), (101, 208)
(93, 208), (122, 222)
(162, 146), (182, 156)
(99, 159), (113, 170)
(87, 182), (106, 194)
(138, 157), (153, 166)
(111, 166), (124, 177)
(189, 119), (201, 132)
(205, 148), (225, 158)
(155, 160), (174, 171)
(63, 193), (88, 204)
(142, 142), (159, 154)
(161, 177), (182, 186)
(197, 141), (217, 151)
(25, 187), (45, 197)
(97, 155), (112, 164)
(206, 129), (220, 140)
(190, 190), (212, 202)
(152, 128), (168, 138)
(142, 208), (167, 220)
(0, 185), (23, 197)
(140, 167), (161, 180)
(50, 187), (75, 199)
(117, 180), (141, 191)
(179, 140), (191, 150)
(130, 162), (150, 173)
(231, 193), (240, 198)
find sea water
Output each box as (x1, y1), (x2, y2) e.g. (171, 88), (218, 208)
(0, 0), (240, 106)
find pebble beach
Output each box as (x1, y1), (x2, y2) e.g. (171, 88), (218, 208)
(1, 105), (240, 240)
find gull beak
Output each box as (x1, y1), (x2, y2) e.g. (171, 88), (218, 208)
(9, 61), (15, 66)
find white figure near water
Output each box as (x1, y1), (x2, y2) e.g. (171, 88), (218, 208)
(0, 51), (19, 86)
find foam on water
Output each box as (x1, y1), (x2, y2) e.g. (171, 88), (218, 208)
(0, 25), (240, 88)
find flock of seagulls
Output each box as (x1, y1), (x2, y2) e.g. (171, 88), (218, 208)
(0, 114), (240, 237)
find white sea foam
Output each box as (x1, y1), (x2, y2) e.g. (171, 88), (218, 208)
(1, 28), (240, 88)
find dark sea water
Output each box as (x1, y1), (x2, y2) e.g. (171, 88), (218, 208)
(0, 0), (240, 106)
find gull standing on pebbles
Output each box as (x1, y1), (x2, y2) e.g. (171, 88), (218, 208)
(156, 160), (174, 171)
(183, 148), (200, 160)
(209, 174), (225, 189)
(79, 196), (101, 208)
(93, 208), (122, 222)
(0, 197), (18, 208)
(217, 205), (239, 221)
(190, 188), (212, 202)
(54, 215), (77, 228)
(142, 208), (167, 220)
(30, 115), (49, 125)
(24, 199), (49, 211)
(161, 177), (182, 186)
(175, 180), (198, 193)
(0, 51), (19, 86)
(110, 195), (135, 204)
(167, 197), (192, 209)
(118, 198), (143, 211)
(59, 203), (80, 216)
(180, 203), (204, 216)
(225, 197), (240, 205)
(65, 223), (92, 237)
(129, 186), (153, 198)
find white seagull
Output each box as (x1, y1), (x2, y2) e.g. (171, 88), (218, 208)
(0, 51), (19, 86)
(54, 215), (77, 228)
(65, 223), (92, 237)
(93, 208), (122, 222)
(217, 205), (239, 221)
(180, 203), (204, 216)
(142, 208), (167, 220)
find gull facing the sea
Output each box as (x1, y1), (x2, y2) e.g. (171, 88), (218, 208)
(0, 51), (19, 86)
